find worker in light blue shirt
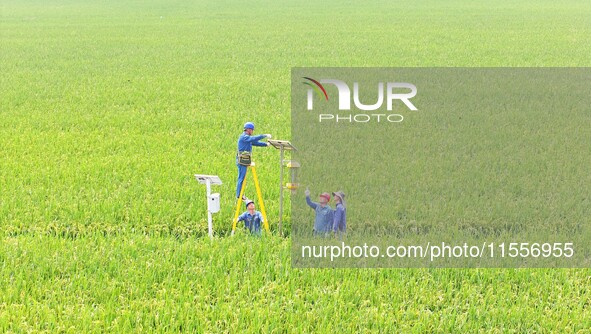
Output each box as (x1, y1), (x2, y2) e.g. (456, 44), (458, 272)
(237, 199), (264, 235)
(305, 188), (334, 236)
(332, 191), (346, 238)
(236, 122), (271, 199)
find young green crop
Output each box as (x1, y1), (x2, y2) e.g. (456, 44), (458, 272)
(1, 0), (591, 332)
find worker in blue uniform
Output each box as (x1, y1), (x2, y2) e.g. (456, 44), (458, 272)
(236, 122), (271, 199)
(237, 199), (264, 235)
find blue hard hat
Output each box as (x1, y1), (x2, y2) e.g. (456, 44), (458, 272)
(244, 122), (255, 130)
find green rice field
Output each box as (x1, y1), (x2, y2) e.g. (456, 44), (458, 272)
(1, 0), (591, 332)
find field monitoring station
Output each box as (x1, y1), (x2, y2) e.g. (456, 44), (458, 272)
(195, 137), (299, 238)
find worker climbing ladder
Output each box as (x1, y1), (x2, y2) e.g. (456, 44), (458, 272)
(231, 162), (270, 235)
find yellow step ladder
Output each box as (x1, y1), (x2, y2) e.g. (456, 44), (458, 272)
(232, 162), (270, 235)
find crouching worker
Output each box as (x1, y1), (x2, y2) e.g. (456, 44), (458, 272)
(332, 191), (346, 238)
(305, 188), (333, 237)
(237, 199), (263, 236)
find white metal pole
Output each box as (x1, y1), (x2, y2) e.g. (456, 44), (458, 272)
(278, 146), (284, 236)
(206, 178), (213, 239)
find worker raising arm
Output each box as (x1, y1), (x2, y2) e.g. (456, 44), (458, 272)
(236, 122), (271, 199)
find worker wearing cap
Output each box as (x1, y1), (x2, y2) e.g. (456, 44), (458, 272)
(305, 188), (334, 236)
(237, 199), (263, 235)
(332, 191), (347, 238)
(236, 122), (271, 199)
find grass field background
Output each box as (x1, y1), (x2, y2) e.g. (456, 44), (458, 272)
(1, 0), (591, 332)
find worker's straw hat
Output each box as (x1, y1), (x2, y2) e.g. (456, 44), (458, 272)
(332, 191), (346, 208)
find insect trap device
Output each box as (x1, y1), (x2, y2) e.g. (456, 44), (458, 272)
(284, 160), (300, 192)
(267, 139), (299, 236)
